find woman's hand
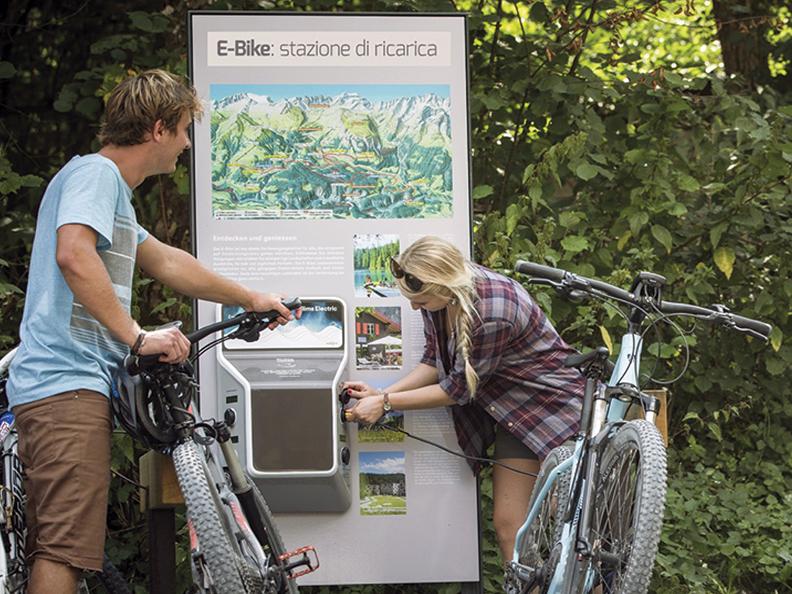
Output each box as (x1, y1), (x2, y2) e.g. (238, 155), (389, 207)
(341, 381), (381, 399)
(345, 395), (386, 425)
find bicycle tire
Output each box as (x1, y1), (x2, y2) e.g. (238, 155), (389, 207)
(517, 443), (574, 594)
(248, 480), (299, 594)
(576, 419), (666, 594)
(95, 554), (131, 594)
(172, 440), (249, 594)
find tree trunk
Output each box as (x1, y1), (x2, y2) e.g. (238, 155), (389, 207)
(711, 0), (772, 90)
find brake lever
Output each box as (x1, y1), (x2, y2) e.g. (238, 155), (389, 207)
(738, 327), (769, 342)
(225, 313), (263, 343)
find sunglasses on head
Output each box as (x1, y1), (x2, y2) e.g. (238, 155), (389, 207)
(390, 257), (425, 292)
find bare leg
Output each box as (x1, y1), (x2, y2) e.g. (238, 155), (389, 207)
(27, 558), (80, 594)
(492, 457), (541, 564)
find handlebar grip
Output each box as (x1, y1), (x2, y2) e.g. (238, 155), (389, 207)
(252, 297), (302, 325)
(282, 297), (302, 311)
(515, 260), (566, 282)
(731, 314), (772, 337)
(659, 300), (713, 316)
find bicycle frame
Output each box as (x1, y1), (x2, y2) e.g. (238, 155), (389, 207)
(505, 259), (774, 594)
(510, 328), (645, 594)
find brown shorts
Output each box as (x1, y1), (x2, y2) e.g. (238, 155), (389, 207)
(494, 425), (540, 461)
(14, 389), (112, 572)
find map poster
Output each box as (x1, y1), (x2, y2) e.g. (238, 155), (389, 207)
(211, 84), (453, 220)
(190, 12), (478, 587)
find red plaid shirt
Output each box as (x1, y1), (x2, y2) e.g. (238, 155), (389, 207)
(421, 265), (584, 473)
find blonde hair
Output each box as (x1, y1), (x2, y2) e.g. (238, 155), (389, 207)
(98, 69), (203, 147)
(397, 236), (480, 397)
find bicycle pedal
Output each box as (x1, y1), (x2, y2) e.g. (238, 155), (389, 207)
(279, 545), (319, 578)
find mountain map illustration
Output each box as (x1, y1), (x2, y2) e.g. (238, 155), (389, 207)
(211, 86), (453, 219)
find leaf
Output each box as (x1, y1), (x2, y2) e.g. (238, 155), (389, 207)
(558, 211), (583, 229)
(709, 222), (728, 249)
(0, 281), (22, 296)
(575, 162), (598, 181)
(599, 326), (613, 354)
(628, 212), (649, 235)
(506, 203), (521, 235)
(651, 225), (673, 254)
(75, 97), (101, 118)
(129, 11), (155, 32)
(714, 247), (736, 279)
(765, 357), (784, 376)
(0, 61), (16, 79)
(707, 422), (723, 442)
(529, 1), (550, 23)
(617, 231), (632, 251)
(677, 175), (700, 192)
(769, 327), (782, 352)
(561, 235), (589, 254)
(681, 411), (700, 423)
(472, 184), (493, 200)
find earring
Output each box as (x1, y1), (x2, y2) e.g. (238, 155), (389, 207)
(449, 297), (458, 306)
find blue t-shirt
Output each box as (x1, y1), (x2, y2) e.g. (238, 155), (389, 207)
(7, 154), (149, 408)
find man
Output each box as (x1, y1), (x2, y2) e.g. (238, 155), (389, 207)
(6, 69), (294, 593)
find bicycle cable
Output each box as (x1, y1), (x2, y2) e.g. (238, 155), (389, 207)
(641, 307), (699, 386)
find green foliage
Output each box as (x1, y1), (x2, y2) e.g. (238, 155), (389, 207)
(0, 0), (790, 592)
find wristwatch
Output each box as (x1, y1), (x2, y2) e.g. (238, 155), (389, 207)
(381, 392), (392, 413)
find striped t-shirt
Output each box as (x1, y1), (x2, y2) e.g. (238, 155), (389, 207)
(8, 154), (148, 407)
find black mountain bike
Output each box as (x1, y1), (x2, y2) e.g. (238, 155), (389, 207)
(112, 298), (317, 594)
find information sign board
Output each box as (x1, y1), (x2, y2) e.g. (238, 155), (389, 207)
(189, 12), (478, 586)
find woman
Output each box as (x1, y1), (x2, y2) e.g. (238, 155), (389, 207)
(343, 236), (584, 563)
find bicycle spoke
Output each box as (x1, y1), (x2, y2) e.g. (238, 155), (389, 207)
(592, 444), (641, 593)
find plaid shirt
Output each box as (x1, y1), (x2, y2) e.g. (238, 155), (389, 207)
(421, 265), (584, 473)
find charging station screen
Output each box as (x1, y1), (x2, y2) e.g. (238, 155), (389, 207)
(222, 299), (344, 350)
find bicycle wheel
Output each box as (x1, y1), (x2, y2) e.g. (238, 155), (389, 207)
(516, 443), (574, 594)
(94, 554), (132, 594)
(172, 441), (249, 594)
(247, 480), (299, 594)
(582, 419), (666, 594)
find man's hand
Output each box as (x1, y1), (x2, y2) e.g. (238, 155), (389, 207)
(137, 326), (191, 363)
(245, 292), (301, 329)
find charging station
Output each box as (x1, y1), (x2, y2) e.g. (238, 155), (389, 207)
(214, 299), (351, 512)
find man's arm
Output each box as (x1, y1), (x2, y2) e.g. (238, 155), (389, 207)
(136, 235), (291, 318)
(57, 224), (189, 361)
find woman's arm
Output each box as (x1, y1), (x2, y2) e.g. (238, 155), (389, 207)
(385, 363), (439, 393)
(346, 382), (454, 424)
(343, 363), (439, 400)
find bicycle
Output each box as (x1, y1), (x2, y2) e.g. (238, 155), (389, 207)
(111, 298), (318, 594)
(503, 260), (771, 594)
(0, 348), (130, 594)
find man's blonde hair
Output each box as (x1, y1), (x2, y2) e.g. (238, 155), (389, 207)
(98, 69), (203, 147)
(397, 236), (480, 397)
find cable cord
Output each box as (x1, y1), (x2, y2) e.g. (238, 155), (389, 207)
(377, 424), (539, 477)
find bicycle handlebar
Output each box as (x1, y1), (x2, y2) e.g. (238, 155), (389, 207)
(130, 298), (302, 373)
(185, 297), (302, 344)
(515, 260), (771, 339)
